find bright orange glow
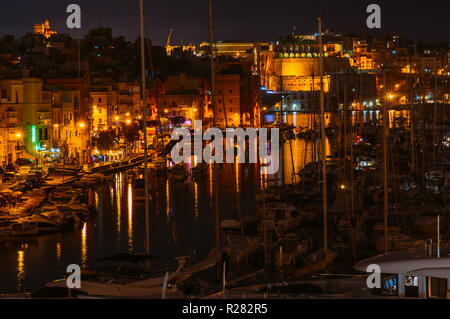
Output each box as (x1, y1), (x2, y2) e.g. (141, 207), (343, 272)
(81, 223), (87, 267)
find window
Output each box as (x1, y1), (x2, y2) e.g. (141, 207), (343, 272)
(229, 89), (232, 94)
(98, 97), (102, 103)
(229, 99), (232, 104)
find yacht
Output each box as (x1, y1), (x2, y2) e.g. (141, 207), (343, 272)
(355, 245), (450, 298)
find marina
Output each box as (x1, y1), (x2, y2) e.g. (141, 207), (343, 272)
(0, 0), (448, 304)
(0, 108), (448, 298)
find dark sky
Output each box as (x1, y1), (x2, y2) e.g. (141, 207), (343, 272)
(0, 0), (448, 45)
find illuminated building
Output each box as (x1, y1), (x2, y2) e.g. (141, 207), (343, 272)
(199, 41), (269, 59)
(34, 18), (57, 39)
(158, 73), (207, 122)
(0, 78), (52, 164)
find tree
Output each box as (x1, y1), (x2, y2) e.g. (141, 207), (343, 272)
(91, 130), (117, 152)
(122, 123), (140, 154)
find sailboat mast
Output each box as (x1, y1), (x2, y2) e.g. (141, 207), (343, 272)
(208, 0), (222, 281)
(382, 70), (389, 254)
(410, 41), (416, 177)
(139, 0), (151, 269)
(318, 17), (328, 252)
(256, 41), (263, 127)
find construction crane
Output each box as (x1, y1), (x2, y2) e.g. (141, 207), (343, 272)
(166, 29), (174, 56)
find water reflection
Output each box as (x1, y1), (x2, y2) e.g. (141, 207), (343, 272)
(81, 223), (87, 268)
(116, 173), (122, 247)
(128, 181), (133, 253)
(235, 161), (240, 193)
(17, 250), (25, 290)
(56, 242), (61, 264)
(1, 110), (413, 294)
(165, 180), (170, 221)
(94, 191), (99, 210)
(194, 181), (199, 219)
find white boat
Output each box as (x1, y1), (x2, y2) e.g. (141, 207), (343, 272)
(46, 254), (216, 298)
(355, 245), (450, 298)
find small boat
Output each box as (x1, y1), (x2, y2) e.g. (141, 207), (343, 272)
(45, 253), (216, 298)
(3, 222), (39, 236)
(79, 173), (106, 185)
(17, 214), (61, 233)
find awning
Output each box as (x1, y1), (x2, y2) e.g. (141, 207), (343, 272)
(20, 153), (36, 161)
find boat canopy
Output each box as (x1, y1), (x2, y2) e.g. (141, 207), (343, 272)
(354, 247), (450, 279)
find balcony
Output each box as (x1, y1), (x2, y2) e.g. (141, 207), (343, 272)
(38, 112), (52, 126)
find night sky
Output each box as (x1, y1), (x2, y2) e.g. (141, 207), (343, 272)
(0, 0), (448, 45)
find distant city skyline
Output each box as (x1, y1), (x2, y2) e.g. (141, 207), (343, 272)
(0, 0), (448, 45)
